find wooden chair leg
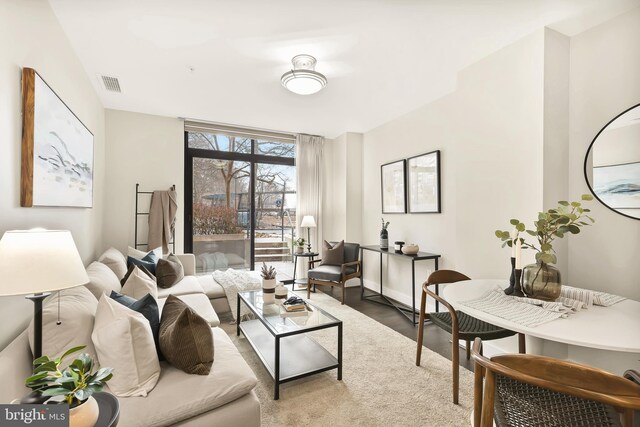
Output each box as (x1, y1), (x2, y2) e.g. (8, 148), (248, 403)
(518, 333), (526, 354)
(341, 284), (346, 305)
(452, 329), (460, 404)
(307, 281), (311, 299)
(466, 340), (471, 360)
(416, 289), (427, 366)
(473, 359), (483, 427)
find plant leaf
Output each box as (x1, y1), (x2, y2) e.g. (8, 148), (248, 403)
(41, 387), (71, 397)
(581, 194), (593, 201)
(59, 346), (86, 362)
(33, 355), (50, 365)
(516, 223), (525, 232)
(558, 201), (569, 206)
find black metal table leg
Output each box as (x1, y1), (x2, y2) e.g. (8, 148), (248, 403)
(274, 336), (280, 400)
(337, 322), (343, 380)
(236, 296), (241, 336)
(360, 248), (365, 299)
(379, 252), (383, 295)
(291, 256), (298, 291)
(412, 259), (416, 324)
(434, 258), (439, 312)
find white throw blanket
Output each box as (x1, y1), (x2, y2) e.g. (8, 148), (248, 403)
(212, 269), (261, 321)
(460, 285), (626, 328)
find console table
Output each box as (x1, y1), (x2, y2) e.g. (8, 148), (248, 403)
(360, 245), (441, 325)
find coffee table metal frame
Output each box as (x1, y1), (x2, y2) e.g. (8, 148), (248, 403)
(237, 290), (343, 400)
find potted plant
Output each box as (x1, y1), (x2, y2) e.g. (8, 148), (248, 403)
(294, 238), (305, 254)
(25, 345), (113, 427)
(261, 262), (277, 304)
(496, 194), (595, 300)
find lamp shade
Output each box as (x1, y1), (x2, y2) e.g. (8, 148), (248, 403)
(0, 230), (88, 296)
(300, 216), (316, 228)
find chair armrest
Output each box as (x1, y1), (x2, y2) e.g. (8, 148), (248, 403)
(309, 259), (322, 267)
(173, 254), (195, 276)
(423, 282), (459, 331)
(341, 260), (361, 275)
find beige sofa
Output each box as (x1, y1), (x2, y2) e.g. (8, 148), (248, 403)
(0, 249), (260, 427)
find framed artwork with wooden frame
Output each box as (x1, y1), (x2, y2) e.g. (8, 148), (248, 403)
(21, 67), (94, 208)
(407, 150), (441, 213)
(381, 159), (406, 214)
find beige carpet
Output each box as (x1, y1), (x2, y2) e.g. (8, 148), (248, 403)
(220, 291), (474, 427)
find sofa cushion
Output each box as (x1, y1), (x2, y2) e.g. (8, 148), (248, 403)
(85, 261), (121, 300)
(92, 295), (160, 397)
(157, 293), (220, 327)
(320, 240), (344, 266)
(98, 247), (128, 281)
(160, 295), (214, 375)
(196, 275), (226, 299)
(309, 265), (356, 282)
(156, 254), (184, 289)
(28, 286), (98, 362)
(115, 327), (257, 427)
(156, 275), (204, 298)
(110, 291), (161, 356)
(121, 265), (158, 300)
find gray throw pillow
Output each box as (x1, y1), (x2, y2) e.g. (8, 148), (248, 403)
(156, 254), (184, 289)
(159, 295), (214, 375)
(320, 240), (344, 266)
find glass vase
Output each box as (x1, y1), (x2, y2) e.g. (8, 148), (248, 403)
(522, 261), (561, 301)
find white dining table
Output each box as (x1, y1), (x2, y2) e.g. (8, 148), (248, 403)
(442, 279), (640, 353)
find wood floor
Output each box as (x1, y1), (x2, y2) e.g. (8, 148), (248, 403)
(314, 285), (473, 371)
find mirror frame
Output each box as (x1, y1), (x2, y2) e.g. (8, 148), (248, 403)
(583, 102), (640, 221)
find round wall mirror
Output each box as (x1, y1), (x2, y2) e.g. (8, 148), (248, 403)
(584, 103), (640, 220)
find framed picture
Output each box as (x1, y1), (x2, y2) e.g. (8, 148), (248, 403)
(381, 159), (406, 213)
(21, 68), (94, 208)
(407, 150), (441, 213)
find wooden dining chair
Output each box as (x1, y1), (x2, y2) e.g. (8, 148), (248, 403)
(416, 270), (524, 404)
(471, 338), (640, 427)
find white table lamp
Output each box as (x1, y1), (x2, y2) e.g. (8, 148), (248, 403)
(300, 216), (316, 253)
(0, 230), (88, 359)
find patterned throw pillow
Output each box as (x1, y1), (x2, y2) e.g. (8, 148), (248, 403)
(320, 240), (344, 266)
(160, 295), (214, 375)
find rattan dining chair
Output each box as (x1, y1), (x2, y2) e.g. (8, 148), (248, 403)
(471, 338), (640, 427)
(416, 270), (524, 404)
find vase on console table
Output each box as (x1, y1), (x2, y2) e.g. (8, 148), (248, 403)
(522, 261), (561, 301)
(380, 218), (389, 250)
(504, 257), (516, 295)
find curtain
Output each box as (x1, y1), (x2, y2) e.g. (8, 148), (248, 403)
(296, 134), (324, 268)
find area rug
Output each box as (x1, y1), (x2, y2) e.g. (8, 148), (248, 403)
(219, 291), (474, 427)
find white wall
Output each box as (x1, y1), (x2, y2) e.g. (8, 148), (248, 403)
(0, 0), (105, 349)
(359, 30), (546, 308)
(568, 7), (640, 301)
(103, 109), (184, 255)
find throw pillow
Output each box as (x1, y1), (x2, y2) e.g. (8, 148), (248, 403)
(121, 265), (158, 299)
(92, 295), (160, 397)
(320, 240), (344, 266)
(128, 246), (163, 260)
(127, 251), (160, 275)
(110, 291), (161, 357)
(120, 263), (155, 286)
(160, 295), (214, 375)
(85, 261), (121, 300)
(98, 247), (128, 280)
(156, 254), (184, 289)
(28, 286), (98, 363)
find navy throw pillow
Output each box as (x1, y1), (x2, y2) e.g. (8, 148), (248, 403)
(110, 291), (162, 358)
(127, 251), (159, 274)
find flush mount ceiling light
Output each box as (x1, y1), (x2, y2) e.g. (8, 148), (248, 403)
(281, 54), (327, 95)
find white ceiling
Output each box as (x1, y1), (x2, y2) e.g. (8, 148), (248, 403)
(49, 0), (639, 138)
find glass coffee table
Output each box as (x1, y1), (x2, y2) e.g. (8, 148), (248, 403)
(237, 290), (343, 400)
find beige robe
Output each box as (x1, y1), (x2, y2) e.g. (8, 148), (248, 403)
(148, 189), (177, 254)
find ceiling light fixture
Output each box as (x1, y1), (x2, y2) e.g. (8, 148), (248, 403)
(281, 54), (327, 95)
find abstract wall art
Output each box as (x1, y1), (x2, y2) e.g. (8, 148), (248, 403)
(21, 68), (94, 208)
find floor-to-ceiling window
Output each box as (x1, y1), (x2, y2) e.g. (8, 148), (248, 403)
(184, 123), (296, 273)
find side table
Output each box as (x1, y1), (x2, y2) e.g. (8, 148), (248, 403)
(94, 392), (120, 427)
(282, 252), (319, 291)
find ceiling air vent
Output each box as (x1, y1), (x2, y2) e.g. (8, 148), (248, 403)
(98, 75), (122, 93)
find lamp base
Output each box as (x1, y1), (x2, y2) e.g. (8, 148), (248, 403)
(26, 292), (50, 360)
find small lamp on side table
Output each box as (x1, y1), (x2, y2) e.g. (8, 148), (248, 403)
(0, 230), (88, 359)
(300, 216), (316, 253)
